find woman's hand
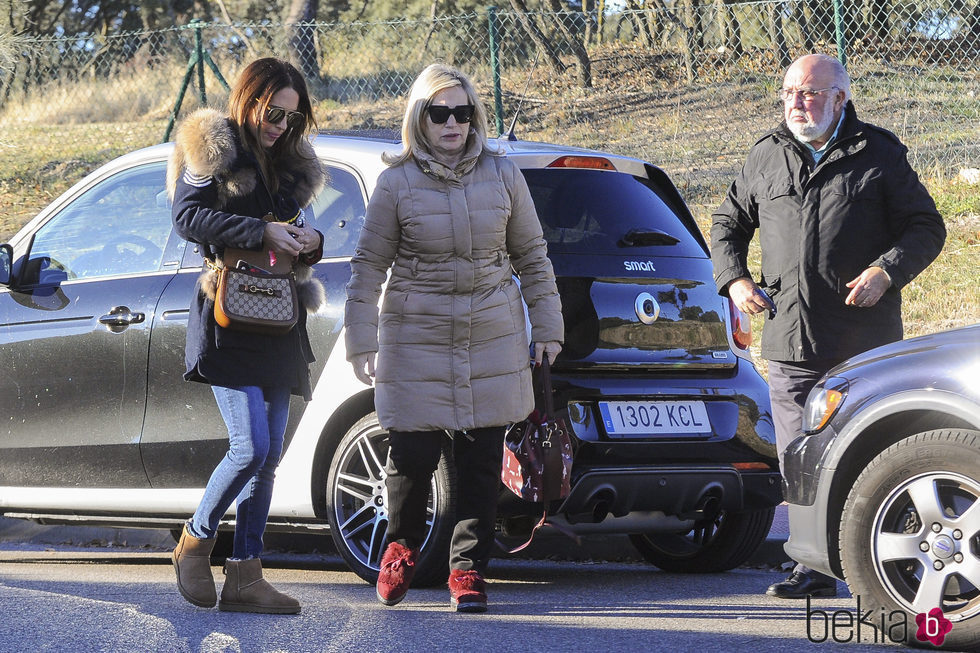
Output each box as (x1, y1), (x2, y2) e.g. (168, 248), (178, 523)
(263, 222), (304, 257)
(293, 222), (322, 254)
(350, 353), (376, 386)
(532, 341), (562, 367)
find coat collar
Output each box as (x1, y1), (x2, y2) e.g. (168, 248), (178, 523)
(770, 101), (867, 163)
(413, 136), (484, 184)
(166, 107), (324, 207)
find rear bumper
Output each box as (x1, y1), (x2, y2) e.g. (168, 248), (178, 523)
(556, 465), (781, 525)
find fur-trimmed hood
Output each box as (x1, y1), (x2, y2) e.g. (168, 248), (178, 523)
(166, 107), (324, 209)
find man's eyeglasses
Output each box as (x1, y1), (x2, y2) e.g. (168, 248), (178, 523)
(426, 104), (475, 124)
(265, 105), (305, 129)
(778, 87), (839, 102)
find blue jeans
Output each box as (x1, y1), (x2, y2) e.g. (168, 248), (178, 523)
(187, 385), (290, 559)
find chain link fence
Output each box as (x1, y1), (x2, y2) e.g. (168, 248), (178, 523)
(1, 3), (978, 203)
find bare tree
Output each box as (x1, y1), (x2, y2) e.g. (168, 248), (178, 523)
(650, 0), (697, 82)
(581, 0), (597, 45)
(285, 0), (323, 94)
(624, 0), (656, 47)
(508, 0), (568, 75)
(868, 0), (890, 42)
(546, 0), (591, 87)
(769, 1), (790, 67)
(422, 0), (440, 54)
(716, 0), (744, 56)
(213, 0), (258, 58)
(791, 1), (813, 52)
(686, 0), (704, 50)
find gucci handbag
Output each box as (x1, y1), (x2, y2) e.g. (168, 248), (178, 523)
(212, 242), (298, 335)
(500, 357), (577, 552)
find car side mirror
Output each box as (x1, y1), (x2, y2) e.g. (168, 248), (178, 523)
(0, 243), (12, 286)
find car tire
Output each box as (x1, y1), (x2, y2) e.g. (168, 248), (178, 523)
(839, 428), (980, 650)
(628, 507), (775, 573)
(325, 412), (456, 587)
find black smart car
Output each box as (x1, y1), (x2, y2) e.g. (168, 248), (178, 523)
(0, 134), (780, 585)
(783, 324), (980, 650)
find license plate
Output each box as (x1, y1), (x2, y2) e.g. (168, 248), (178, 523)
(599, 400), (711, 436)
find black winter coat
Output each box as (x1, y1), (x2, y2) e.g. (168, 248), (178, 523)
(167, 109), (326, 399)
(711, 102), (945, 362)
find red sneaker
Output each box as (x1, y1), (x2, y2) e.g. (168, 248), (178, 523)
(449, 569), (488, 613)
(376, 542), (418, 606)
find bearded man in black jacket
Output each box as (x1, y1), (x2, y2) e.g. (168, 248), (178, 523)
(711, 53), (946, 599)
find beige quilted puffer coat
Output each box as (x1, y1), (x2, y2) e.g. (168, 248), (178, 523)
(344, 140), (563, 432)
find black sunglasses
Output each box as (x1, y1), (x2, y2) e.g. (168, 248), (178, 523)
(426, 104), (475, 125)
(265, 105), (305, 130)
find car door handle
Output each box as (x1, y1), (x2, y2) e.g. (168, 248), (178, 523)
(99, 306), (146, 332)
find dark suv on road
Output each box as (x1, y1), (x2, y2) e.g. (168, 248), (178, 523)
(0, 133), (780, 585)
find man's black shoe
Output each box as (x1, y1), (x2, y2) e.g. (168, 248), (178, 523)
(766, 571), (837, 599)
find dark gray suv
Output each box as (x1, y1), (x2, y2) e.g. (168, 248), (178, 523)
(783, 324), (980, 650)
(0, 134), (779, 586)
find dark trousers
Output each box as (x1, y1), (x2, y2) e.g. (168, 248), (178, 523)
(385, 426), (505, 573)
(768, 359), (842, 582)
(767, 359), (841, 467)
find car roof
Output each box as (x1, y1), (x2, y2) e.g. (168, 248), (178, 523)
(107, 131), (653, 178)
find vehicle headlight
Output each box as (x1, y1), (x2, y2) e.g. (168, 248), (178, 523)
(802, 377), (848, 433)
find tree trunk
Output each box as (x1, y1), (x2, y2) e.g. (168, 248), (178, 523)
(422, 0), (440, 54)
(646, 1), (665, 44)
(597, 0), (605, 45)
(652, 0), (697, 81)
(792, 1), (813, 52)
(769, 2), (790, 67)
(807, 0), (833, 43)
(869, 0), (889, 42)
(285, 0), (323, 95)
(623, 1), (651, 47)
(717, 0), (744, 57)
(687, 0), (704, 50)
(582, 0), (597, 45)
(547, 0), (592, 87)
(509, 0), (567, 75)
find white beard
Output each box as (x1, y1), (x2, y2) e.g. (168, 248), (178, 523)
(787, 104), (835, 144)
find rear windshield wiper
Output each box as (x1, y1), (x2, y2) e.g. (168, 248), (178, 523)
(619, 228), (680, 247)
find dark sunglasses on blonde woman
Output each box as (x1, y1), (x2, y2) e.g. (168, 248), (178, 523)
(426, 104), (475, 124)
(265, 105), (305, 129)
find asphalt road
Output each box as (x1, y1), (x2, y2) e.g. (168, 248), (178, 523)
(0, 537), (923, 652)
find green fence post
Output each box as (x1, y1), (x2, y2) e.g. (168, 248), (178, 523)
(195, 19), (207, 106)
(833, 0), (847, 68)
(163, 19), (230, 143)
(488, 6), (504, 137)
(163, 49), (200, 143)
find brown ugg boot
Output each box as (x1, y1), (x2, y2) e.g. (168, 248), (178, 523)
(219, 558), (300, 614)
(172, 524), (217, 607)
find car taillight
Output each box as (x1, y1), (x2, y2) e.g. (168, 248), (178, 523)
(728, 298), (751, 350)
(546, 155), (616, 170)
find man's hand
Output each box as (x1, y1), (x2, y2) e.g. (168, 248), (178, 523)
(532, 341), (562, 367)
(350, 353), (376, 386)
(845, 266), (891, 307)
(727, 277), (774, 315)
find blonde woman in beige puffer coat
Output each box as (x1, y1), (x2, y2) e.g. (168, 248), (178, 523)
(344, 63), (563, 614)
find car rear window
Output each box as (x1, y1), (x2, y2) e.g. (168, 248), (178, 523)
(521, 168), (706, 258)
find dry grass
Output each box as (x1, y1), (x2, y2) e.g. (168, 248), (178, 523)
(0, 52), (977, 340)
